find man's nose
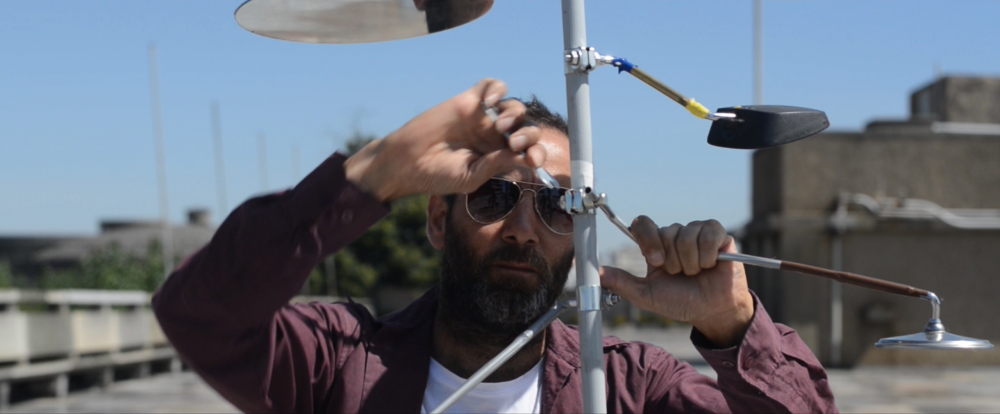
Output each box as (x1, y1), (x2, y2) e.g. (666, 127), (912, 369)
(500, 190), (541, 246)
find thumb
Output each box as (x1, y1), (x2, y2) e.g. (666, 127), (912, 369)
(599, 266), (646, 303)
(465, 149), (522, 188)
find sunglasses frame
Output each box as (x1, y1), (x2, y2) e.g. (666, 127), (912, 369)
(463, 178), (573, 235)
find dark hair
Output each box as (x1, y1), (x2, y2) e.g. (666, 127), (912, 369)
(443, 97), (566, 209)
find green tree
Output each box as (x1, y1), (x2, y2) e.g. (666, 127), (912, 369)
(322, 133), (442, 297)
(0, 260), (13, 288)
(39, 240), (166, 292)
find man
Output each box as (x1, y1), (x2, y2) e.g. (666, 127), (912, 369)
(152, 79), (837, 413)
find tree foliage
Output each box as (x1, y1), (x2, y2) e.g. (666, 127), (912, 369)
(0, 260), (12, 288)
(320, 133), (442, 297)
(40, 241), (165, 292)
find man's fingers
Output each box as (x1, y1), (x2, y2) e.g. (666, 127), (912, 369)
(476, 78), (507, 108)
(464, 149), (521, 192)
(630, 215), (666, 268)
(676, 221), (703, 276)
(599, 266), (645, 303)
(522, 143), (547, 168)
(494, 99), (527, 137)
(698, 219), (727, 269)
(658, 223), (683, 275)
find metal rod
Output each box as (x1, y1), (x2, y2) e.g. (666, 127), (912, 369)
(561, 1), (608, 413)
(147, 43), (174, 279)
(599, 206), (932, 300)
(627, 67), (689, 107)
(429, 301), (572, 414)
(830, 232), (843, 367)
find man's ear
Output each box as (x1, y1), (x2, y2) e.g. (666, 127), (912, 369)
(426, 195), (450, 250)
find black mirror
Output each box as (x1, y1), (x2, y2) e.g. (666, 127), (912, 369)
(707, 105), (829, 149)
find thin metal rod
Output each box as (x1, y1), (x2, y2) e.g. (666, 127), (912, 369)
(830, 232), (843, 367)
(600, 207), (931, 299)
(147, 43), (174, 278)
(561, 1), (607, 413)
(429, 302), (571, 414)
(627, 67), (689, 107)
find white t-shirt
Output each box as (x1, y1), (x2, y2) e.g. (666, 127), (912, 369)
(421, 357), (543, 414)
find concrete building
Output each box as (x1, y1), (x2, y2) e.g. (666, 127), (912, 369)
(0, 209), (216, 287)
(740, 76), (1000, 367)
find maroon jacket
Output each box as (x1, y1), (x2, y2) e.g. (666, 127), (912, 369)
(152, 153), (837, 413)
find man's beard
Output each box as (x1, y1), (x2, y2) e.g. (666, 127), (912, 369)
(438, 220), (573, 346)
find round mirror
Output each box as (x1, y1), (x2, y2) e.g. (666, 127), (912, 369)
(235, 0), (494, 44)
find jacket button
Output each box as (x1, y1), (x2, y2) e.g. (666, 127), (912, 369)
(722, 361), (735, 368)
(341, 209), (354, 224)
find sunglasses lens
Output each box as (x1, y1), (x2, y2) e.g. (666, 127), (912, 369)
(536, 188), (573, 234)
(467, 179), (520, 223)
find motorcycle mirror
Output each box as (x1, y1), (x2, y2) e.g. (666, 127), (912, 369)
(707, 105), (830, 149)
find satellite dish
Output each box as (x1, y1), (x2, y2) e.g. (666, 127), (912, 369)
(235, 0), (494, 44)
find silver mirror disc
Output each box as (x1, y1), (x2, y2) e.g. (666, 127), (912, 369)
(235, 0), (494, 44)
(876, 330), (994, 350)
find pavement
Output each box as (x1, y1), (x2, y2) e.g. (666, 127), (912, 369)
(9, 327), (1000, 413)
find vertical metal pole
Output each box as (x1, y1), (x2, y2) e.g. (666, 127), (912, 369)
(829, 197), (847, 367)
(830, 232), (843, 367)
(753, 0), (763, 105)
(211, 101), (228, 219)
(148, 43), (174, 278)
(561, 1), (607, 413)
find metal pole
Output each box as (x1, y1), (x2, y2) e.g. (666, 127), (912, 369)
(561, 1), (607, 413)
(211, 101), (228, 219)
(753, 0), (763, 105)
(829, 197), (847, 367)
(147, 43), (174, 278)
(830, 231), (843, 367)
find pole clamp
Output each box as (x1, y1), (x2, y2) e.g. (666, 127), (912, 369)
(564, 47), (616, 74)
(578, 286), (620, 311)
(559, 187), (608, 216)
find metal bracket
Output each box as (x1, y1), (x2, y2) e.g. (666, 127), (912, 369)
(564, 47), (615, 74)
(559, 187), (608, 216)
(578, 285), (620, 311)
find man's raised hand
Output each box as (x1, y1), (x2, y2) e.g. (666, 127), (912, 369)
(599, 217), (755, 348)
(344, 79), (545, 203)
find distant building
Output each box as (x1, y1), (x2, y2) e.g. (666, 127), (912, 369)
(740, 76), (1000, 366)
(0, 209), (216, 286)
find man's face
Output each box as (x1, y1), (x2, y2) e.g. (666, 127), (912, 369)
(430, 128), (574, 339)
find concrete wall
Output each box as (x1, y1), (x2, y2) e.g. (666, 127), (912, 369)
(743, 129), (1000, 366)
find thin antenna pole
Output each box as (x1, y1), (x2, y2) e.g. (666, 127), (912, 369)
(211, 101), (228, 218)
(561, 1), (607, 413)
(147, 43), (174, 278)
(753, 0), (764, 105)
(257, 132), (269, 191)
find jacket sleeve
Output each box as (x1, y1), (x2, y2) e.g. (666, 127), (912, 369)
(645, 294), (838, 413)
(151, 153), (390, 413)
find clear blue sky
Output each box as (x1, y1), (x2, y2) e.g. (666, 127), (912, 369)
(2, 1), (998, 253)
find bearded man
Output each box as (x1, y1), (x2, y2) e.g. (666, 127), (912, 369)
(152, 79), (837, 413)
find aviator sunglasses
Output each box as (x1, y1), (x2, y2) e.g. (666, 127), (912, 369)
(464, 178), (574, 235)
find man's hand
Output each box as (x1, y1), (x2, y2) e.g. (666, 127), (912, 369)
(343, 79), (545, 203)
(599, 217), (755, 348)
